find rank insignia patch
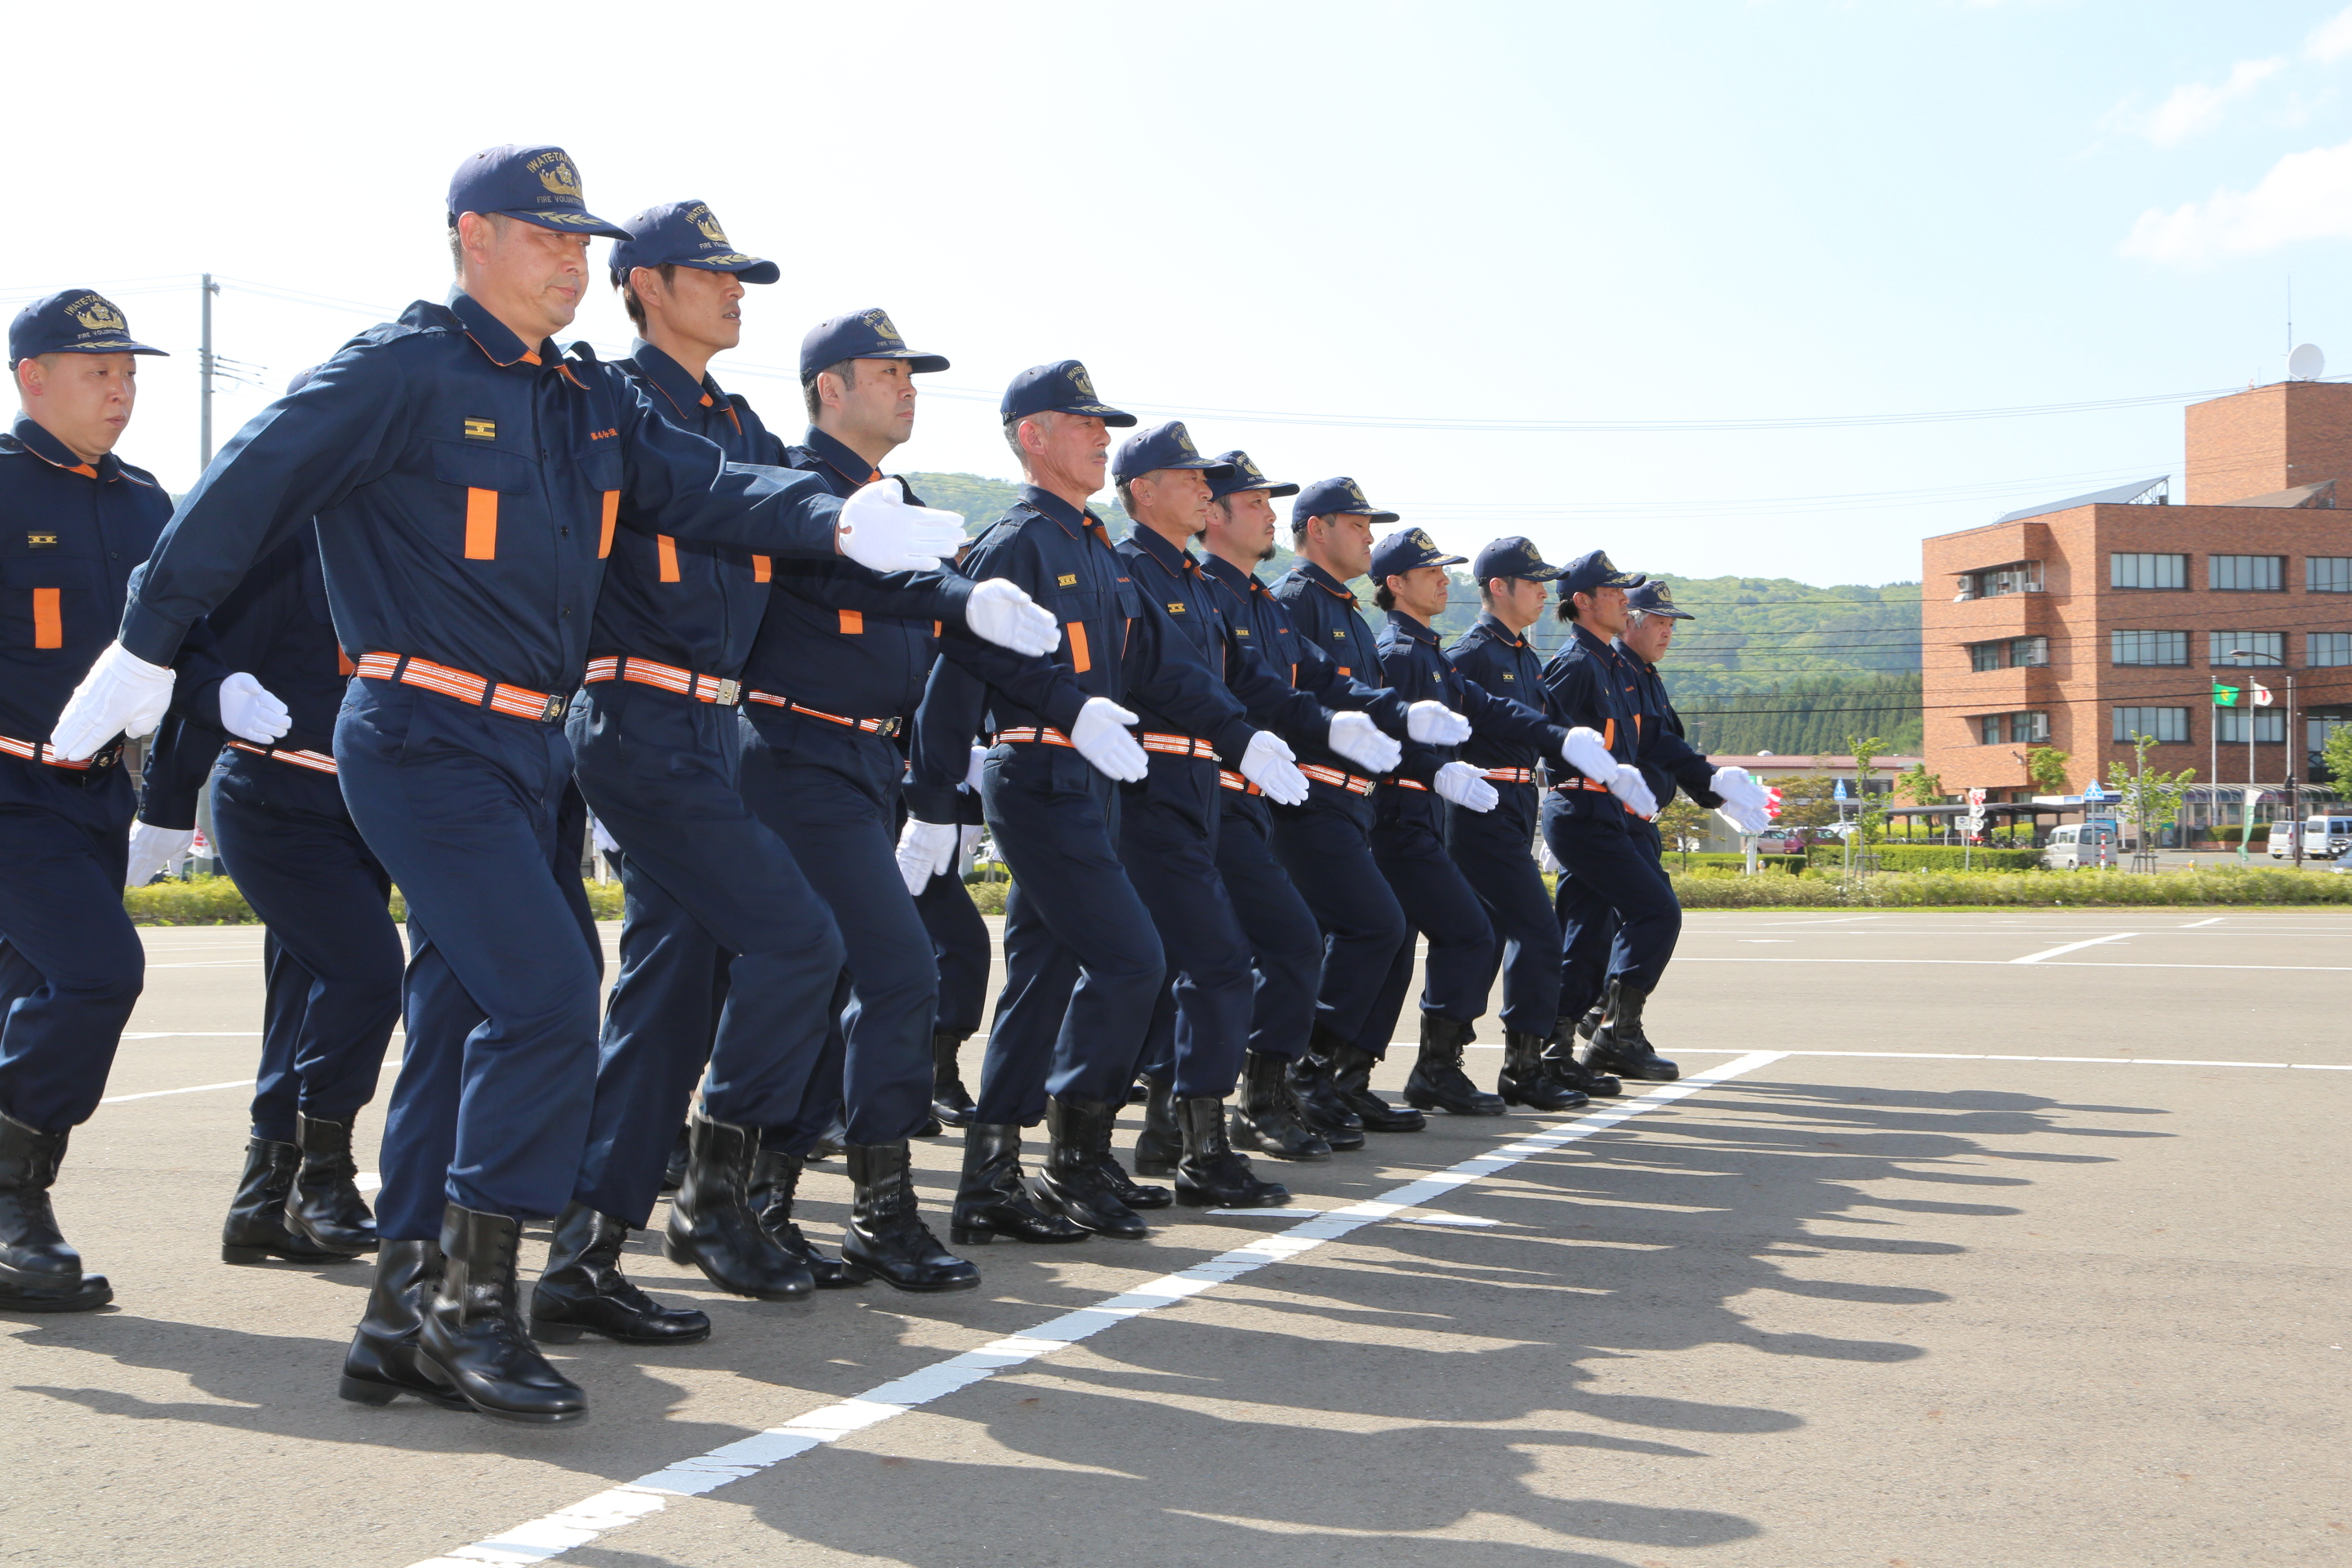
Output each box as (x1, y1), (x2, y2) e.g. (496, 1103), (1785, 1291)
(463, 417), (496, 441)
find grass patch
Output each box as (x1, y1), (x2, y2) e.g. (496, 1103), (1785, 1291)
(129, 875), (630, 925)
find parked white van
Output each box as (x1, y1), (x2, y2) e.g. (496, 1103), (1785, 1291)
(2042, 823), (2119, 871)
(2271, 815), (2352, 861)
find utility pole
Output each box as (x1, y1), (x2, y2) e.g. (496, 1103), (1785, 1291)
(199, 273), (219, 470)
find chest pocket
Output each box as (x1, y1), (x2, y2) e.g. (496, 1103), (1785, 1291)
(429, 440), (537, 562)
(579, 448), (623, 559)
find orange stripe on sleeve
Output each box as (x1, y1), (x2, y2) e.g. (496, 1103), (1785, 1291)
(463, 488), (498, 559)
(1067, 621), (1090, 673)
(657, 534), (679, 582)
(839, 608), (865, 635)
(31, 588), (60, 649)
(751, 555), (771, 582)
(599, 491), (619, 558)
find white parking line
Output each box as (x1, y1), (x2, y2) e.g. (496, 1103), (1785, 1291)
(401, 1050), (1790, 1568)
(2180, 917), (2224, 928)
(99, 1078), (255, 1104)
(2012, 933), (2137, 964)
(1670, 1049), (2350, 1070)
(1677, 957), (2352, 973)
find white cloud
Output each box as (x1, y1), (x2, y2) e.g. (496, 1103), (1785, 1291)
(2122, 137), (2352, 263)
(2307, 4), (2352, 62)
(2142, 57), (2286, 146)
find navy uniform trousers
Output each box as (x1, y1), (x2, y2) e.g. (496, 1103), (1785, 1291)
(340, 680), (604, 1241)
(208, 749), (403, 1144)
(562, 680), (847, 1228)
(0, 760), (142, 1134)
(1540, 791), (1682, 1024)
(1213, 796), (1323, 1063)
(1120, 765), (1257, 1101)
(976, 739), (1165, 1126)
(915, 862), (991, 1040)
(735, 710), (938, 1152)
(1269, 786), (1410, 1048)
(1443, 784), (1564, 1036)
(1360, 808), (1497, 1054)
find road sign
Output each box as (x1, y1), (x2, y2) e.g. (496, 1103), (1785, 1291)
(2084, 782), (2105, 803)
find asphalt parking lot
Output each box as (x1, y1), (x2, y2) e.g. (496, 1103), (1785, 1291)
(5, 909), (2346, 1568)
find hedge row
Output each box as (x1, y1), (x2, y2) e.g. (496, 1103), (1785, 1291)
(1669, 867), (2352, 906)
(126, 876), (630, 926)
(1813, 845), (2045, 872)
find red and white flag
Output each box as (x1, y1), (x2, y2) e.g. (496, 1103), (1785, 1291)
(2250, 682), (2274, 707)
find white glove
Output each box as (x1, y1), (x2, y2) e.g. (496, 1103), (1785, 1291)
(1536, 833), (1563, 875)
(962, 744), (988, 793)
(1607, 768), (1659, 819)
(1558, 726), (1619, 785)
(124, 822), (194, 888)
(895, 817), (958, 896)
(1433, 760), (1499, 813)
(590, 815), (619, 857)
(1406, 701), (1471, 745)
(1069, 697), (1149, 782)
(51, 642), (176, 759)
(1717, 802), (1771, 837)
(1238, 730), (1308, 806)
(963, 577), (1060, 657)
(216, 671), (292, 745)
(836, 478), (968, 573)
(956, 824), (986, 878)
(1708, 764), (1771, 814)
(1325, 711), (1402, 775)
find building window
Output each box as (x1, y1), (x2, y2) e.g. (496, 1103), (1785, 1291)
(2209, 555), (2284, 591)
(2111, 630), (2188, 666)
(1960, 561), (2042, 599)
(2212, 631), (2284, 667)
(1985, 710), (2052, 743)
(2217, 708), (2287, 743)
(2311, 633), (2351, 667)
(2111, 552), (2187, 590)
(1969, 641), (2004, 672)
(1979, 714), (2001, 745)
(2308, 557), (2352, 593)
(2010, 635), (2047, 667)
(2314, 717), (2351, 754)
(2113, 707), (2189, 743)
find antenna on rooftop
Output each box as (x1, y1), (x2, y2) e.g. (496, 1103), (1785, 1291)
(2289, 343), (2326, 381)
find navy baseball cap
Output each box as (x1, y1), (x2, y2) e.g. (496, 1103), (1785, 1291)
(447, 144), (630, 239)
(1207, 450), (1298, 501)
(1113, 421), (1235, 484)
(1626, 578), (1694, 619)
(7, 290), (167, 367)
(800, 308), (949, 382)
(1557, 550), (1645, 598)
(1001, 360), (1134, 427)
(1472, 536), (1563, 583)
(1369, 528), (1467, 582)
(609, 200), (778, 286)
(1292, 476), (1399, 527)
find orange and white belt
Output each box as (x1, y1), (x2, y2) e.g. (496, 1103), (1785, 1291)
(1392, 777), (1429, 791)
(1138, 732), (1217, 760)
(1298, 763), (1375, 795)
(1551, 774), (1648, 819)
(354, 653), (568, 724)
(228, 741), (338, 776)
(1482, 767), (1535, 785)
(748, 690), (902, 736)
(995, 726), (1073, 747)
(0, 733), (116, 770)
(585, 654), (741, 706)
(1218, 768), (1261, 795)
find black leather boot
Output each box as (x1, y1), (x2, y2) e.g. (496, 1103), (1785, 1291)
(0, 1111), (109, 1312)
(661, 1124), (688, 1192)
(287, 1113), (378, 1254)
(223, 1138), (359, 1264)
(949, 1123), (1086, 1245)
(340, 1239), (467, 1408)
(1175, 1097), (1289, 1208)
(1088, 1097), (1171, 1210)
(929, 1032), (976, 1129)
(1288, 1029), (1367, 1146)
(1585, 979), (1679, 1081)
(1032, 1098), (1147, 1238)
(1545, 1015), (1622, 1098)
(1227, 1052), (1332, 1161)
(530, 1202), (710, 1345)
(1579, 1002), (1605, 1040)
(1403, 1014), (1508, 1116)
(748, 1147), (853, 1289)
(1497, 1030), (1588, 1112)
(1130, 1075), (1182, 1176)
(841, 1143), (979, 1292)
(1326, 1041), (1426, 1133)
(663, 1115), (814, 1300)
(416, 1205), (586, 1424)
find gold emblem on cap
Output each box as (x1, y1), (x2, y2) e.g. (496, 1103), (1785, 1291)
(1346, 483), (1368, 506)
(691, 206), (727, 243)
(528, 149), (583, 200)
(1408, 528), (1435, 551)
(1068, 364), (1097, 399)
(866, 310), (904, 342)
(1651, 584), (1674, 606)
(69, 295), (127, 334)
(1172, 425), (1196, 455)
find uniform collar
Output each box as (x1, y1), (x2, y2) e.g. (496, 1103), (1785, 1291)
(1295, 559), (1359, 604)
(7, 412), (116, 480)
(1121, 522), (1200, 577)
(1019, 483), (1105, 541)
(1384, 608), (1439, 646)
(1571, 621), (1623, 663)
(625, 339), (726, 421)
(1476, 610), (1526, 649)
(800, 425), (884, 491)
(448, 290), (554, 370)
(1612, 637), (1656, 675)
(1199, 550), (1270, 597)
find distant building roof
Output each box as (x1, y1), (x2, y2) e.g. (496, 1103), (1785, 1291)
(1994, 475), (2169, 525)
(1713, 755), (1922, 773)
(2212, 479), (2336, 509)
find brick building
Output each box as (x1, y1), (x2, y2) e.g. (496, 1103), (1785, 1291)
(1921, 379), (2352, 826)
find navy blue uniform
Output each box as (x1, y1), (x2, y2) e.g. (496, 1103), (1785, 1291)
(120, 292), (854, 1241)
(1362, 610), (1565, 1053)
(0, 415), (179, 1134)
(1445, 612), (1570, 1036)
(1117, 526), (1330, 1100)
(138, 527), (402, 1146)
(1539, 623), (1677, 1022)
(910, 488), (1254, 1124)
(1610, 639), (1722, 973)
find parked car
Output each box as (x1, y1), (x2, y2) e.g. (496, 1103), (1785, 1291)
(2041, 823), (2119, 871)
(2270, 815), (2352, 861)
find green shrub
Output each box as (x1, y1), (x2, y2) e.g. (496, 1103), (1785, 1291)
(1856, 845), (2042, 872)
(1670, 866), (2352, 907)
(1651, 852), (1808, 874)
(125, 875), (258, 925)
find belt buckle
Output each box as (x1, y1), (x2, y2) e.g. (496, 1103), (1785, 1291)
(540, 693), (568, 724)
(714, 678), (741, 706)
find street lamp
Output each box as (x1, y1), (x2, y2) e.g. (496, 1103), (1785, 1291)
(2228, 648), (2297, 870)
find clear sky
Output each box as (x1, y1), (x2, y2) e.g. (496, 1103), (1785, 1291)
(8, 1), (2348, 586)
